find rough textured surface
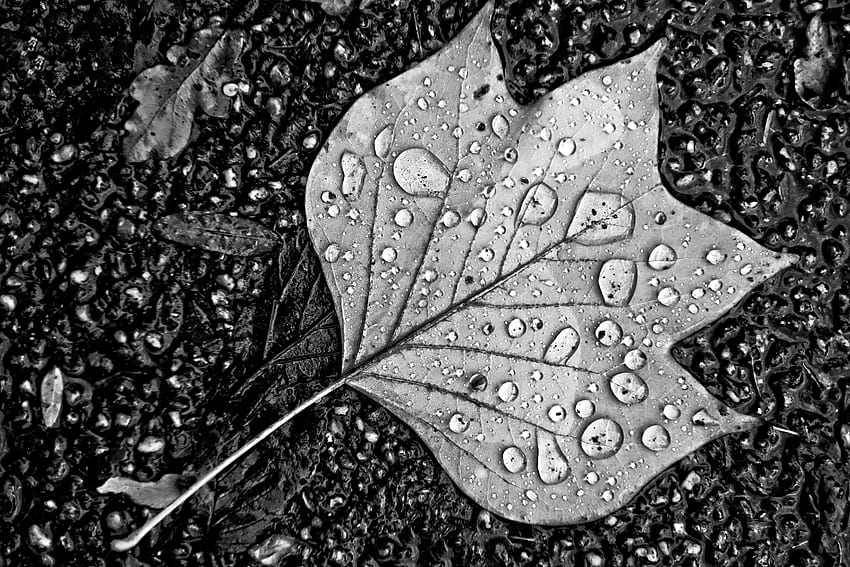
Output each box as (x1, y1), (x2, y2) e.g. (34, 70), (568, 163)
(0, 0), (847, 566)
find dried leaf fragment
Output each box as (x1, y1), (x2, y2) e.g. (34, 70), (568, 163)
(154, 212), (280, 257)
(40, 367), (63, 428)
(123, 27), (247, 162)
(96, 474), (183, 508)
(793, 14), (837, 109)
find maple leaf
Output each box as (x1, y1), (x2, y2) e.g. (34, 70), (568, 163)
(303, 1), (795, 524)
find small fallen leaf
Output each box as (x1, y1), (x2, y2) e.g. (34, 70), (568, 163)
(793, 14), (836, 109)
(304, 0), (796, 524)
(40, 367), (63, 428)
(96, 474), (183, 509)
(248, 533), (300, 565)
(154, 212), (281, 257)
(302, 0), (355, 15)
(123, 26), (247, 162)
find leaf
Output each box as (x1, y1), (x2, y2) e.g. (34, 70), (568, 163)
(40, 367), (63, 428)
(96, 474), (183, 509)
(304, 1), (796, 524)
(154, 212), (281, 257)
(303, 0), (355, 15)
(123, 26), (247, 162)
(793, 14), (837, 110)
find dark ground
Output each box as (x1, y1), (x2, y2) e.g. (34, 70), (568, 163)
(1, 0), (849, 565)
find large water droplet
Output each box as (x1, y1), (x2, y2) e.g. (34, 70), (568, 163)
(598, 259), (637, 306)
(374, 125), (393, 158)
(507, 318), (526, 338)
(491, 114), (509, 139)
(441, 210), (461, 227)
(609, 372), (649, 405)
(449, 412), (471, 433)
(341, 151), (367, 201)
(580, 418), (623, 459)
(467, 372), (488, 392)
(623, 349), (647, 370)
(557, 137), (576, 156)
(657, 287), (681, 306)
(575, 399), (595, 418)
(641, 424), (670, 451)
(393, 148), (450, 197)
(518, 183), (558, 226)
(394, 208), (413, 227)
(706, 249), (727, 265)
(543, 326), (580, 364)
(502, 446), (527, 473)
(537, 430), (570, 484)
(497, 381), (519, 402)
(595, 320), (622, 347)
(468, 208), (486, 228)
(648, 244), (677, 270)
(567, 192), (634, 245)
(324, 243), (341, 263)
(662, 404), (681, 420)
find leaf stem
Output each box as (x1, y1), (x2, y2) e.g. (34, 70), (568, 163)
(110, 376), (349, 552)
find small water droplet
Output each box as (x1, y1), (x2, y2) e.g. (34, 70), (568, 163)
(507, 318), (526, 338)
(654, 212), (667, 224)
(575, 399), (595, 418)
(657, 287), (681, 306)
(609, 372), (649, 405)
(557, 137), (576, 156)
(662, 404), (681, 420)
(706, 249), (726, 265)
(497, 381), (519, 403)
(478, 248), (495, 262)
(598, 259), (637, 306)
(340, 151), (367, 201)
(452, 126), (463, 139)
(539, 127), (552, 141)
(580, 418), (624, 459)
(374, 125), (393, 158)
(601, 75), (613, 86)
(468, 372), (488, 392)
(468, 208), (486, 228)
(585, 471), (600, 485)
(324, 243), (341, 263)
(417, 97), (428, 110)
(692, 408), (720, 427)
(691, 288), (706, 299)
(502, 446), (527, 473)
(602, 489), (614, 502)
(441, 210), (461, 227)
(457, 169), (472, 182)
(469, 141), (482, 154)
(393, 148), (450, 196)
(548, 405), (567, 422)
(641, 424), (670, 451)
(740, 263), (753, 275)
(394, 208), (413, 227)
(321, 191), (335, 203)
(380, 247), (397, 262)
(504, 148), (518, 163)
(449, 412), (471, 433)
(602, 123), (616, 134)
(525, 489), (539, 502)
(708, 279), (723, 292)
(648, 244), (677, 270)
(491, 114), (510, 139)
(518, 183), (558, 225)
(623, 349), (647, 370)
(595, 320), (622, 347)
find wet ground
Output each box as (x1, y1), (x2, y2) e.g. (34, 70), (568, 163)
(1, 0), (849, 565)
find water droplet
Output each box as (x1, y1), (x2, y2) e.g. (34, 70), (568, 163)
(598, 259), (637, 306)
(567, 192), (634, 245)
(469, 141), (482, 154)
(692, 408), (720, 427)
(393, 148), (450, 196)
(374, 125), (393, 158)
(507, 318), (526, 338)
(708, 279), (723, 292)
(623, 349), (647, 370)
(662, 404), (681, 420)
(478, 248), (495, 262)
(706, 249), (726, 265)
(340, 151), (367, 201)
(518, 183), (558, 225)
(502, 446), (527, 473)
(539, 127), (552, 141)
(324, 243), (341, 263)
(543, 326), (580, 363)
(457, 169), (472, 182)
(548, 405), (567, 422)
(557, 137), (576, 156)
(595, 320), (622, 347)
(452, 126), (463, 139)
(441, 210), (461, 227)
(416, 97), (428, 110)
(585, 471), (600, 485)
(491, 114), (509, 139)
(468, 208), (486, 228)
(394, 208), (413, 227)
(449, 412), (471, 433)
(691, 288), (706, 299)
(601, 75), (613, 86)
(497, 381), (519, 402)
(468, 372), (488, 392)
(504, 148), (518, 163)
(641, 424), (670, 451)
(380, 247), (397, 262)
(654, 212), (667, 224)
(602, 489), (614, 501)
(525, 489), (539, 502)
(740, 263), (753, 275)
(657, 287), (681, 307)
(575, 399), (595, 418)
(609, 372), (649, 405)
(580, 418), (624, 459)
(423, 268), (437, 282)
(321, 191), (335, 203)
(537, 430), (570, 484)
(648, 244), (677, 270)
